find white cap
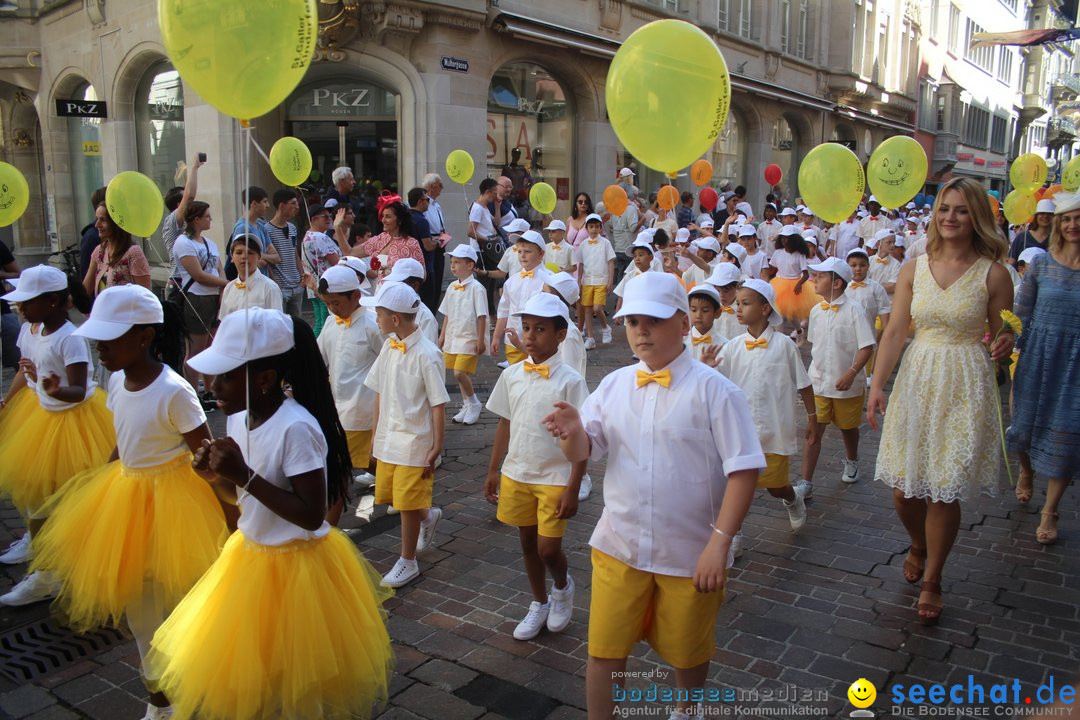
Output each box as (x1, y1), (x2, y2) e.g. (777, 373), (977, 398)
(516, 229), (547, 252)
(738, 224), (757, 238)
(923, 202), (933, 209)
(505, 218), (531, 235)
(512, 292), (571, 325)
(857, 210), (868, 219)
(385, 257), (426, 282)
(733, 214), (748, 226)
(867, 195), (880, 205)
(735, 201), (753, 218)
(796, 204), (807, 212)
(320, 264), (361, 294)
(724, 242), (748, 265)
(1, 265), (67, 302)
(585, 213), (604, 224)
(338, 256), (373, 293)
(626, 237), (656, 258)
(808, 256), (853, 283)
(779, 207), (797, 217)
(675, 227), (691, 243)
(323, 198), (339, 209)
(1035, 198), (1056, 214)
(803, 235), (819, 247)
(360, 281), (423, 313)
(739, 279), (783, 326)
(801, 226), (818, 238)
(544, 271), (580, 304)
(634, 230), (655, 245)
(894, 236), (906, 248)
(906, 215), (919, 224)
(699, 216), (715, 229)
(695, 236), (722, 253)
(706, 262), (741, 287)
(446, 244), (479, 262)
(73, 285), (163, 341)
(612, 272), (689, 320)
(846, 247), (870, 259)
(803, 207), (816, 217)
(1017, 246), (1047, 265)
(187, 309), (294, 375)
(688, 283), (722, 306)
(778, 225), (801, 237)
(619, 167), (636, 177)
(865, 236), (880, 250)
(905, 201), (917, 209)
(873, 228), (895, 243)
(544, 219), (567, 232)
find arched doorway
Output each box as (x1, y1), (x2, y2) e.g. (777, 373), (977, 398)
(62, 81), (104, 236)
(830, 122), (857, 153)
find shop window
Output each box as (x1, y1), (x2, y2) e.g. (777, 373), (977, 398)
(136, 61), (185, 264)
(66, 82), (103, 235)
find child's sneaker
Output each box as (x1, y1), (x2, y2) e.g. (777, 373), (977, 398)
(352, 470), (376, 489)
(577, 474), (592, 501)
(784, 487), (807, 531)
(513, 601), (549, 640)
(462, 401), (482, 425)
(583, 337), (597, 350)
(841, 458), (859, 484)
(452, 404), (468, 423)
(601, 326), (613, 344)
(794, 478), (813, 499)
(141, 704), (174, 720)
(381, 557), (420, 588)
(0, 572), (59, 606)
(416, 507), (442, 552)
(546, 575), (575, 632)
(0, 532), (31, 565)
(385, 505), (399, 515)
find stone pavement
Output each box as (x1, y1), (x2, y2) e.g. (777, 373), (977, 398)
(1, 323), (1078, 720)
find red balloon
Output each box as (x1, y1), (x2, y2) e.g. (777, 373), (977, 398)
(764, 163), (783, 186)
(699, 187), (719, 211)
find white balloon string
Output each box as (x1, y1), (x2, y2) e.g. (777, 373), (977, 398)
(241, 121), (252, 473)
(248, 137), (272, 168)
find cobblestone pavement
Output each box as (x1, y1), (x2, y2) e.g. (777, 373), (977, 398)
(0, 322), (1077, 720)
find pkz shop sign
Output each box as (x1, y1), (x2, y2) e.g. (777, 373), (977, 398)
(55, 99), (108, 118)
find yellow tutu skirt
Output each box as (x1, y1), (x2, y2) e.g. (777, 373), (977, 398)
(30, 455), (227, 631)
(770, 276), (822, 322)
(0, 389), (114, 514)
(149, 530), (393, 720)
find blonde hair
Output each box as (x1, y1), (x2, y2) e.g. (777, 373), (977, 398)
(1047, 211), (1079, 255)
(925, 177), (1006, 262)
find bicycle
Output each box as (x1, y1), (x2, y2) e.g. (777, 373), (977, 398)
(48, 243), (81, 283)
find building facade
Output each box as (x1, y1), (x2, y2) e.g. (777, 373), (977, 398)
(0, 0), (921, 273)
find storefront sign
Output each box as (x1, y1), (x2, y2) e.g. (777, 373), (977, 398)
(988, 160), (1005, 168)
(973, 157), (986, 166)
(287, 80), (397, 121)
(441, 57), (469, 73)
(556, 177), (569, 201)
(55, 99), (107, 118)
(81, 141), (101, 156)
(956, 152), (974, 161)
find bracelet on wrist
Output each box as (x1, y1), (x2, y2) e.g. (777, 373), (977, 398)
(241, 473), (257, 492)
(709, 524), (734, 541)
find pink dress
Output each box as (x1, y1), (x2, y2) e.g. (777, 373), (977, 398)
(361, 233), (423, 272)
(565, 218), (589, 248)
(91, 244), (151, 295)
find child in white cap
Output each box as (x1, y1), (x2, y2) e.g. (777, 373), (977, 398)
(439, 244), (489, 425)
(685, 284), (729, 361)
(868, 230), (902, 295)
(573, 214), (616, 349)
(845, 247), (892, 388)
(483, 293), (590, 642)
(614, 236), (657, 318)
(680, 235), (721, 287)
(738, 224), (768, 279)
(383, 257), (440, 344)
(543, 220), (575, 273)
(705, 263), (743, 341)
(492, 230), (548, 365)
(543, 272), (764, 720)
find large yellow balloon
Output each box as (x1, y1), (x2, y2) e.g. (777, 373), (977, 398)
(867, 136), (927, 209)
(798, 144), (864, 224)
(529, 182), (557, 215)
(158, 0), (317, 120)
(1003, 190), (1037, 225)
(445, 150), (474, 185)
(1063, 156), (1080, 192)
(0, 162), (30, 227)
(105, 172), (165, 238)
(1010, 153), (1048, 193)
(606, 20), (731, 173)
(269, 137), (312, 187)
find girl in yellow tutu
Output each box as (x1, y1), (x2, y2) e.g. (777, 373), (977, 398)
(0, 265), (113, 607)
(768, 225), (821, 338)
(149, 308), (392, 720)
(29, 284), (227, 720)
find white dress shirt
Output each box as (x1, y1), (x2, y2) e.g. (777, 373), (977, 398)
(685, 325), (728, 362)
(558, 323), (588, 378)
(497, 247), (523, 275)
(438, 276), (489, 355)
(573, 236), (617, 286)
(846, 278), (892, 328)
(317, 306), (383, 432)
(497, 268), (547, 334)
(857, 214), (886, 242)
(218, 272), (284, 320)
(417, 302), (439, 345)
(757, 219), (782, 255)
(581, 348), (765, 576)
(829, 220), (860, 258)
(714, 305), (743, 342)
(868, 255), (902, 288)
(424, 198), (445, 235)
(806, 294), (876, 399)
(546, 242), (575, 272)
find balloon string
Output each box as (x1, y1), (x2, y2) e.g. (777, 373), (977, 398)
(249, 137), (272, 168)
(240, 121), (253, 474)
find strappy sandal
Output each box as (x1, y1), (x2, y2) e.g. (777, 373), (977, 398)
(1015, 469), (1034, 504)
(1036, 512), (1059, 545)
(902, 546), (927, 584)
(917, 580), (944, 626)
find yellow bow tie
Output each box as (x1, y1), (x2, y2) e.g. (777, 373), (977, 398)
(745, 337), (768, 350)
(849, 281), (867, 289)
(588, 238), (599, 244)
(636, 369), (672, 388)
(720, 306), (735, 314)
(692, 335), (712, 346)
(523, 361), (550, 379)
(388, 338), (407, 353)
(820, 302), (840, 312)
(452, 282), (467, 291)
(233, 280), (246, 289)
(551, 243), (562, 250)
(520, 269), (535, 278)
(875, 257), (890, 264)
(335, 315), (352, 327)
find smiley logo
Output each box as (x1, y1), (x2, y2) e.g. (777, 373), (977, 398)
(848, 678), (876, 709)
(878, 158), (911, 187)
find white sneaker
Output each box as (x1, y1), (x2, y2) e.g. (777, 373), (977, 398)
(417, 507), (442, 553)
(794, 478), (813, 499)
(730, 531), (744, 559)
(577, 474), (592, 502)
(583, 337), (597, 350)
(386, 505), (399, 515)
(0, 572), (59, 606)
(841, 458), (859, 484)
(0, 532), (31, 565)
(546, 575), (575, 633)
(452, 404), (468, 423)
(381, 557), (420, 588)
(512, 601), (549, 640)
(601, 326), (613, 344)
(461, 402), (482, 425)
(142, 704), (174, 720)
(497, 360), (509, 369)
(784, 488), (807, 532)
(352, 470), (376, 489)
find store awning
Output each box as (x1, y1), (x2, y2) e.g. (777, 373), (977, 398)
(493, 14), (619, 58)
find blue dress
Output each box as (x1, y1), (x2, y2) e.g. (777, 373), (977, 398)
(1006, 253), (1080, 481)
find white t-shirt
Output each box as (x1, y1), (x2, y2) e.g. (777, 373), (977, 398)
(829, 220), (861, 258)
(16, 321), (96, 411)
(229, 398), (331, 546)
(769, 249), (809, 279)
(107, 367), (205, 468)
(469, 202), (496, 243)
(438, 277), (489, 355)
(846, 278), (892, 328)
(546, 242), (575, 272)
(172, 234), (222, 296)
(807, 294), (876, 399)
(218, 273), (284, 320)
(317, 306), (383, 432)
(742, 250), (769, 280)
(869, 255), (902, 288)
(573, 236), (616, 286)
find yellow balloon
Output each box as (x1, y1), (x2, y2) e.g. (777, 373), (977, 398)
(0, 162), (30, 227)
(158, 0), (317, 120)
(1063, 156), (1080, 192)
(867, 136), (928, 209)
(1003, 190), (1037, 225)
(269, 137), (312, 187)
(798, 143), (864, 224)
(445, 150), (475, 185)
(1009, 153), (1048, 193)
(105, 172), (165, 238)
(544, 261), (561, 274)
(606, 20), (731, 173)
(529, 182), (557, 215)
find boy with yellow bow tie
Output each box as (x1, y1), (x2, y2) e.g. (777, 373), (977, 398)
(439, 244), (489, 425)
(491, 230), (548, 365)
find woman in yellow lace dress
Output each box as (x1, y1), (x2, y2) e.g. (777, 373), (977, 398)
(867, 177), (1015, 625)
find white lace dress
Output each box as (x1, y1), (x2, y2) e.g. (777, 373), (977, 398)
(875, 255), (1001, 501)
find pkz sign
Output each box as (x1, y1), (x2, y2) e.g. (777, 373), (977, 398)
(56, 99), (107, 118)
(287, 81), (396, 121)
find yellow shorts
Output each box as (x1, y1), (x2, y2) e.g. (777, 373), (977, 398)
(496, 474), (568, 538)
(374, 462), (431, 511)
(444, 352), (479, 374)
(815, 394), (864, 430)
(346, 430), (373, 469)
(758, 454), (790, 489)
(504, 344), (528, 366)
(588, 549), (726, 669)
(581, 285), (607, 307)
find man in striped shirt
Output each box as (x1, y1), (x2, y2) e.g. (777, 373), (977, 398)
(264, 188), (305, 316)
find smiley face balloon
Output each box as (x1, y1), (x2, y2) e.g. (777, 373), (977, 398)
(847, 678), (877, 709)
(0, 162), (30, 227)
(1063, 156), (1080, 192)
(867, 136), (928, 210)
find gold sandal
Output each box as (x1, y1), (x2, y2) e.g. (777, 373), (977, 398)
(1015, 469), (1033, 504)
(1036, 512), (1059, 545)
(902, 546), (926, 584)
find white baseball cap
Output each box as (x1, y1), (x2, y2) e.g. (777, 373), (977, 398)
(695, 236), (722, 254)
(585, 213), (604, 225)
(73, 285), (163, 340)
(894, 236), (906, 248)
(675, 227), (691, 243)
(385, 257), (426, 282)
(865, 236), (880, 250)
(873, 228), (896, 243)
(320, 264), (361, 294)
(1, 265), (67, 302)
(516, 229), (547, 252)
(446, 244), (479, 263)
(802, 207), (816, 217)
(779, 207), (798, 217)
(543, 271), (580, 305)
(626, 237), (656, 258)
(847, 247), (870, 260)
(323, 198), (340, 209)
(706, 262), (741, 287)
(688, 283), (722, 305)
(809, 256), (853, 283)
(796, 204), (807, 212)
(1017, 246), (1047, 264)
(619, 167), (635, 178)
(905, 201), (917, 209)
(867, 195), (880, 205)
(613, 272), (689, 320)
(1035, 198), (1056, 214)
(779, 225), (801, 237)
(544, 219), (567, 232)
(739, 278), (783, 326)
(360, 281), (423, 313)
(506, 218), (531, 234)
(337, 256), (373, 293)
(512, 291), (570, 325)
(735, 201), (754, 218)
(738, 224), (757, 238)
(187, 309), (294, 376)
(724, 242), (748, 265)
(699, 217), (715, 229)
